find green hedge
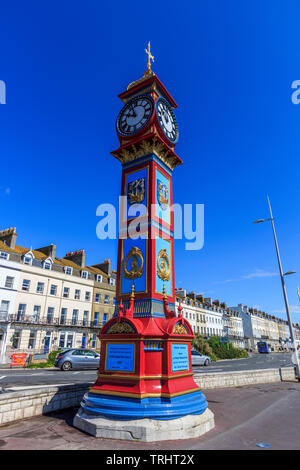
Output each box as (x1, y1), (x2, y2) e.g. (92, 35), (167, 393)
(192, 334), (248, 361)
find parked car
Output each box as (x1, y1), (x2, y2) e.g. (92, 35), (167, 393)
(191, 350), (211, 366)
(54, 348), (100, 371)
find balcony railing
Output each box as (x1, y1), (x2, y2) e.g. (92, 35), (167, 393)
(9, 314), (102, 329)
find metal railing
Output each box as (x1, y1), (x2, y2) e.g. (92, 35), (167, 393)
(9, 314), (102, 329)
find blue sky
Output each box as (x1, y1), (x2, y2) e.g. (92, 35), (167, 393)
(1, 0), (300, 322)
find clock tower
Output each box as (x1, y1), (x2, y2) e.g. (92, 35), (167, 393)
(74, 45), (215, 440)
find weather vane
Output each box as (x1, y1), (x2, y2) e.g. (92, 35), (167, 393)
(144, 41), (154, 76)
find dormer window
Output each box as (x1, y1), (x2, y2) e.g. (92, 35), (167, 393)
(109, 278), (115, 286)
(64, 266), (73, 275)
(96, 274), (103, 283)
(0, 251), (9, 260)
(43, 258), (53, 270)
(81, 271), (88, 279)
(23, 251), (34, 265)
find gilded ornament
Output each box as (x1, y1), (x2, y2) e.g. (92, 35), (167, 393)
(173, 323), (188, 335)
(107, 322), (135, 334)
(157, 249), (170, 281)
(124, 246), (144, 280)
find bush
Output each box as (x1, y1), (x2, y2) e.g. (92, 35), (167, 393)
(208, 336), (249, 360)
(26, 349), (63, 368)
(192, 335), (217, 361)
(192, 334), (249, 361)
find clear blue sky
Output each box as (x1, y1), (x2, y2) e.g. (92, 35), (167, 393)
(1, 1), (300, 322)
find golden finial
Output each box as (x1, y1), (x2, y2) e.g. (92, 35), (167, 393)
(144, 41), (154, 76)
(130, 282), (135, 300)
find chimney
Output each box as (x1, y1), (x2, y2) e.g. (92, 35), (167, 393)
(0, 227), (17, 249)
(35, 244), (56, 260)
(187, 291), (196, 300)
(92, 259), (111, 275)
(64, 250), (86, 268)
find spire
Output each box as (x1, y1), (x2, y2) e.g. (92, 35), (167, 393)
(144, 41), (154, 76)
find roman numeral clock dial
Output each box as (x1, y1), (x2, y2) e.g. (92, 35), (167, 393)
(116, 94), (154, 136)
(156, 98), (179, 144)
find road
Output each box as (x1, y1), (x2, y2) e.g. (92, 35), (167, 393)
(0, 353), (293, 390)
(0, 381), (299, 450)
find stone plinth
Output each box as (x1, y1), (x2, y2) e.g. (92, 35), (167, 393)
(73, 407), (215, 442)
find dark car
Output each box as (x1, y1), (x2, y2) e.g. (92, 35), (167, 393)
(54, 348), (100, 371)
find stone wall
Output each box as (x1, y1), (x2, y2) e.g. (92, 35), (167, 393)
(0, 383), (90, 426)
(194, 367), (296, 389)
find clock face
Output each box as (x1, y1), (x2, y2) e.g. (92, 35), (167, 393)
(117, 95), (154, 136)
(156, 98), (179, 143)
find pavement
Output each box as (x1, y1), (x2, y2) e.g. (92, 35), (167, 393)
(0, 381), (299, 450)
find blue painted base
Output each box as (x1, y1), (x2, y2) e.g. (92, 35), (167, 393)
(81, 390), (208, 420)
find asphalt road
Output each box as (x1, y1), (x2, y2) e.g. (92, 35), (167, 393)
(0, 381), (299, 450)
(0, 353), (293, 390)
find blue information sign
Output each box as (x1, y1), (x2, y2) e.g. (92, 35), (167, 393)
(106, 343), (135, 372)
(171, 343), (189, 372)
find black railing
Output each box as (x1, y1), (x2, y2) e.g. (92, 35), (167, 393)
(9, 314), (102, 329)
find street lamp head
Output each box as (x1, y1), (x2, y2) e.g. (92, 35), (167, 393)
(283, 271), (297, 276)
(253, 218), (274, 224)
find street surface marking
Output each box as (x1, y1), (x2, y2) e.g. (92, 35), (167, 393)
(5, 383), (73, 390)
(0, 376), (6, 380)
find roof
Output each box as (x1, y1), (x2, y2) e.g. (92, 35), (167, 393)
(0, 242), (109, 277)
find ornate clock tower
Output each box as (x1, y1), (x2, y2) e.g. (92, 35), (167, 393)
(74, 44), (214, 441)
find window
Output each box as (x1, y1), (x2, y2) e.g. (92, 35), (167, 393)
(36, 282), (44, 294)
(72, 309), (78, 325)
(1, 300), (9, 314)
(5, 276), (14, 288)
(92, 333), (97, 349)
(60, 308), (67, 325)
(28, 331), (36, 349)
(72, 349), (85, 356)
(66, 334), (74, 348)
(50, 285), (57, 296)
(109, 278), (115, 286)
(17, 304), (26, 320)
(23, 253), (33, 265)
(103, 313), (107, 325)
(93, 312), (99, 327)
(95, 293), (100, 303)
(65, 266), (73, 275)
(85, 291), (91, 301)
(43, 260), (52, 270)
(59, 333), (65, 348)
(0, 251), (9, 260)
(74, 289), (80, 300)
(22, 279), (30, 291)
(32, 305), (41, 322)
(83, 311), (89, 326)
(104, 295), (109, 304)
(96, 274), (102, 283)
(81, 271), (88, 279)
(47, 307), (54, 323)
(113, 297), (116, 306)
(63, 287), (69, 298)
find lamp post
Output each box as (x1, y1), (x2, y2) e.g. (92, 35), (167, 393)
(253, 196), (300, 381)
